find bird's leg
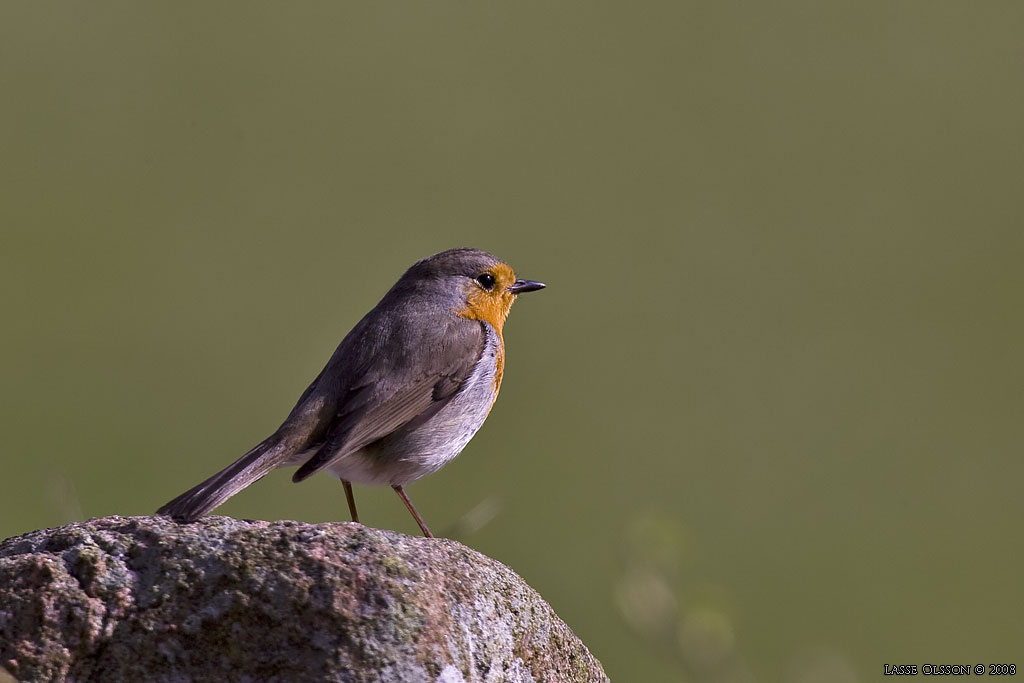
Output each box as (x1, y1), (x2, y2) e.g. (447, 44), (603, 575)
(392, 485), (433, 538)
(342, 480), (359, 523)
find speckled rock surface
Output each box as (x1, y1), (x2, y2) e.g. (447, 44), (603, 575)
(0, 516), (608, 683)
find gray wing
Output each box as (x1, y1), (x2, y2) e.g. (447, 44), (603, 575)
(291, 312), (484, 482)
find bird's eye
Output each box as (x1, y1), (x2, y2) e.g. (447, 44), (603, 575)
(476, 273), (496, 290)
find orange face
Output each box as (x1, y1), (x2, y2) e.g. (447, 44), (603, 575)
(456, 261), (520, 394)
(456, 262), (519, 334)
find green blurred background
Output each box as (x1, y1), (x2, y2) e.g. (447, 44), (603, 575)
(3, 3), (1022, 681)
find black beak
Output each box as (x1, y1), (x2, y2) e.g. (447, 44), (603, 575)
(508, 279), (546, 294)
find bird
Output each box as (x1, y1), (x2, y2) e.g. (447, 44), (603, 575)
(156, 248), (545, 537)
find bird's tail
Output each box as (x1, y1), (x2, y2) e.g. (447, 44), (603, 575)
(156, 436), (292, 522)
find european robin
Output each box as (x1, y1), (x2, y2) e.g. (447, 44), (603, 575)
(157, 248), (545, 537)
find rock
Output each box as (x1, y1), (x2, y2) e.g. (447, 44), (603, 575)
(0, 516), (608, 683)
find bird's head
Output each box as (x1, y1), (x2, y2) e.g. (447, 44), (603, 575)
(407, 248), (545, 332)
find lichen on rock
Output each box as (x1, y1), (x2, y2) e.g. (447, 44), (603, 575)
(0, 516), (608, 683)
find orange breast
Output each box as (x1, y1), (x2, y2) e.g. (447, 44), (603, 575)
(456, 262), (517, 394)
(491, 341), (505, 396)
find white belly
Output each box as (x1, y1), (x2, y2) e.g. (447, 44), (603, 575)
(323, 325), (501, 486)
